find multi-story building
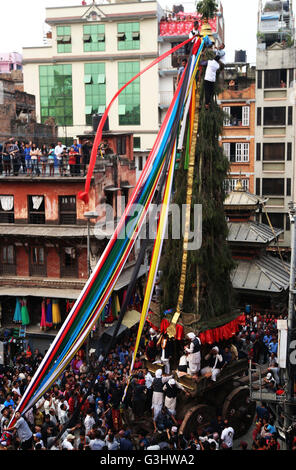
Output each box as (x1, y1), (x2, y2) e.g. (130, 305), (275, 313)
(219, 62), (256, 194)
(0, 132), (144, 352)
(255, 0), (295, 249)
(22, 0), (162, 157)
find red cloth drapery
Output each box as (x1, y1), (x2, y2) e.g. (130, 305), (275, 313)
(159, 17), (217, 37)
(160, 314), (245, 343)
(198, 314), (246, 344)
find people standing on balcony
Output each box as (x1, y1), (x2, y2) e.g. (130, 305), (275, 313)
(40, 144), (48, 176)
(55, 141), (65, 177)
(2, 143), (11, 176)
(24, 142), (32, 176)
(71, 139), (82, 175)
(47, 144), (56, 177)
(30, 143), (41, 176)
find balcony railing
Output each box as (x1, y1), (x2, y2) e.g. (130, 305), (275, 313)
(0, 264), (16, 276)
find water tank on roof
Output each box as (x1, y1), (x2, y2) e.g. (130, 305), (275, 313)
(235, 50), (247, 63)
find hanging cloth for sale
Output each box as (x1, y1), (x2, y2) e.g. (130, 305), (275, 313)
(13, 298), (22, 323)
(52, 299), (61, 325)
(46, 299), (53, 328)
(21, 299), (30, 326)
(40, 299), (47, 331)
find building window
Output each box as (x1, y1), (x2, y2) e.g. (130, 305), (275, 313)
(171, 42), (187, 68)
(83, 24), (105, 52)
(28, 195), (45, 224)
(118, 62), (140, 125)
(262, 212), (284, 230)
(0, 245), (16, 275)
(133, 137), (141, 149)
(262, 178), (284, 196)
(287, 178), (291, 197)
(117, 136), (126, 155)
(256, 178), (261, 196)
(287, 142), (292, 161)
(257, 107), (261, 126)
(117, 22), (140, 50)
(224, 178), (249, 193)
(263, 107), (286, 126)
(256, 143), (261, 161)
(39, 64), (73, 126)
(84, 63), (106, 125)
(288, 106), (293, 125)
(223, 106), (250, 127)
(57, 26), (72, 53)
(223, 142), (249, 162)
(0, 195), (14, 223)
(264, 69), (287, 88)
(30, 247), (46, 277)
(61, 247), (78, 278)
(138, 155), (143, 171)
(263, 143), (285, 161)
(257, 70), (262, 89)
(59, 196), (76, 225)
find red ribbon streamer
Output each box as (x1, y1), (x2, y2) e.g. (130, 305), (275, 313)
(78, 36), (194, 204)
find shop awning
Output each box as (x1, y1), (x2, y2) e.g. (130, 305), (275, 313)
(0, 286), (80, 300)
(121, 309), (141, 329)
(103, 309), (141, 337)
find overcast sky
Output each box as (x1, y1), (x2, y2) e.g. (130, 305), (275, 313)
(0, 0), (294, 64)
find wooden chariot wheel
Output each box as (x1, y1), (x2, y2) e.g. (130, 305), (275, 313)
(222, 386), (256, 438)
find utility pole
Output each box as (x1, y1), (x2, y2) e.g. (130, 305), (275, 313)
(284, 200), (296, 448)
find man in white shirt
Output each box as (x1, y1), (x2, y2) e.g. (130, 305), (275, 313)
(221, 421), (234, 449)
(61, 433), (76, 450)
(204, 56), (223, 109)
(84, 411), (96, 436)
(54, 141), (65, 176)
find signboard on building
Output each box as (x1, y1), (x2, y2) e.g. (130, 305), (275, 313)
(277, 319), (288, 369)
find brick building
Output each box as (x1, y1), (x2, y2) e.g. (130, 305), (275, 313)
(0, 73), (57, 144)
(0, 132), (144, 351)
(219, 63), (256, 194)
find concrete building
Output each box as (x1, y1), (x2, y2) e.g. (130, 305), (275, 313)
(0, 52), (22, 74)
(22, 0), (162, 158)
(255, 0), (296, 249)
(219, 62), (256, 194)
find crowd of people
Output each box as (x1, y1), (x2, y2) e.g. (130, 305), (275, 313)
(0, 138), (93, 177)
(0, 309), (292, 451)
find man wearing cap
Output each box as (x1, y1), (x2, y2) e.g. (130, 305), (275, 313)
(151, 369), (173, 423)
(200, 346), (223, 382)
(163, 378), (186, 416)
(184, 332), (201, 376)
(62, 433), (76, 450)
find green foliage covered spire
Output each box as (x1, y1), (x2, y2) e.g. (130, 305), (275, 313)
(160, 77), (236, 332)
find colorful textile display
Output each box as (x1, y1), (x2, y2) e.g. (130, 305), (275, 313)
(40, 299), (47, 330)
(13, 298), (22, 323)
(7, 35), (210, 426)
(52, 299), (61, 326)
(198, 314), (246, 345)
(45, 299), (53, 328)
(20, 299), (30, 326)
